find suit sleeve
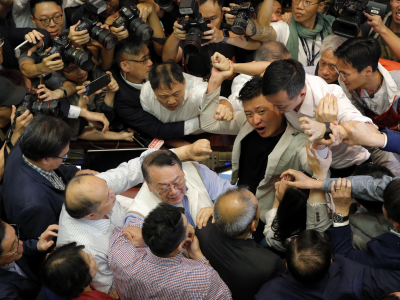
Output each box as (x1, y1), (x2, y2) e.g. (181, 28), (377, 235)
(57, 164), (79, 181)
(382, 128), (400, 155)
(18, 205), (58, 239)
(1, 287), (27, 300)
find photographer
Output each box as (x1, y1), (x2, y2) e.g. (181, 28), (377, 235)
(162, 0), (260, 98)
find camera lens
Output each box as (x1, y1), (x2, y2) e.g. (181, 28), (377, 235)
(129, 18), (154, 41)
(32, 100), (60, 117)
(64, 48), (95, 72)
(183, 27), (202, 56)
(231, 12), (248, 35)
(157, 0), (174, 12)
(91, 26), (118, 50)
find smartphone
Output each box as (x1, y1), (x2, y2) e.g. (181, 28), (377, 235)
(14, 40), (30, 58)
(84, 74), (111, 96)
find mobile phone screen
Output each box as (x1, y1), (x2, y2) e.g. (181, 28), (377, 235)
(84, 74), (111, 96)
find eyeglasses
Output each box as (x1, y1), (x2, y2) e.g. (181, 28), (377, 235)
(292, 0), (321, 7)
(33, 14), (63, 27)
(57, 151), (69, 162)
(1, 224), (20, 257)
(118, 55), (151, 65)
(333, 65), (357, 81)
(150, 177), (186, 197)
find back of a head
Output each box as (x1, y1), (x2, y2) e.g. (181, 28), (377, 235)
(238, 76), (263, 103)
(141, 150), (182, 183)
(272, 187), (308, 242)
(0, 69), (26, 87)
(353, 164), (394, 214)
(383, 180), (400, 224)
(213, 187), (257, 238)
(115, 36), (145, 69)
(148, 61), (184, 91)
(40, 242), (92, 298)
(320, 35), (347, 55)
(142, 203), (187, 257)
(20, 115), (71, 161)
(254, 41), (290, 62)
(262, 59), (305, 99)
(30, 0), (63, 15)
(286, 230), (332, 286)
(334, 37), (381, 73)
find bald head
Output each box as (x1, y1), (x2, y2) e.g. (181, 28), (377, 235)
(213, 187), (258, 238)
(65, 175), (107, 219)
(254, 41), (290, 62)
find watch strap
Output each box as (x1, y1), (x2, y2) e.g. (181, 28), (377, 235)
(59, 87), (67, 98)
(323, 122), (332, 140)
(333, 213), (349, 223)
(221, 29), (230, 43)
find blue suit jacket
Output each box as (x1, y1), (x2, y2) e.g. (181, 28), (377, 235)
(327, 224), (400, 269)
(3, 142), (78, 240)
(255, 255), (400, 300)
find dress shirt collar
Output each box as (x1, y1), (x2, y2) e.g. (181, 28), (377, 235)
(390, 227), (400, 238)
(146, 250), (184, 267)
(120, 72), (145, 90)
(78, 207), (116, 234)
(297, 76), (316, 118)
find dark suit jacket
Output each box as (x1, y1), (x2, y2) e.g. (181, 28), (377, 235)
(382, 128), (400, 155)
(327, 224), (400, 269)
(255, 255), (400, 300)
(113, 70), (185, 140)
(196, 219), (286, 300)
(0, 240), (45, 300)
(3, 142), (78, 240)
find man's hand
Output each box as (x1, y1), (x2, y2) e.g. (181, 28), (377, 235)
(68, 21), (90, 45)
(110, 25), (129, 41)
(211, 52), (230, 71)
(37, 84), (62, 101)
(116, 129), (135, 142)
(184, 139), (213, 161)
(299, 117), (327, 141)
(214, 103), (234, 121)
(305, 141), (332, 179)
(222, 4), (238, 26)
(183, 226), (204, 261)
(275, 175), (292, 202)
(40, 48), (64, 72)
(122, 226), (145, 248)
(173, 20), (187, 40)
(330, 178), (352, 216)
(25, 30), (44, 56)
(315, 93), (338, 123)
(280, 169), (322, 190)
(341, 121), (384, 147)
(196, 204), (214, 229)
(75, 169), (99, 176)
(80, 109), (110, 134)
(314, 122), (347, 147)
(76, 82), (103, 108)
(10, 106), (33, 143)
(137, 2), (153, 22)
(106, 71), (119, 93)
(37, 224), (59, 252)
(202, 24), (224, 45)
(282, 12), (292, 24)
(364, 12), (387, 35)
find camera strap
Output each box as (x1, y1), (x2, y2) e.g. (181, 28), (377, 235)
(299, 32), (323, 67)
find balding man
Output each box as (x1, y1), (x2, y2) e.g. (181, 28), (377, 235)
(196, 187), (286, 300)
(57, 141), (212, 295)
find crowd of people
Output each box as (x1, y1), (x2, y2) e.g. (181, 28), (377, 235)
(1, 0), (400, 298)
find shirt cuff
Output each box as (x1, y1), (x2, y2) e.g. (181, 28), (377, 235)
(307, 199), (328, 207)
(68, 105), (81, 119)
(333, 221), (349, 227)
(382, 133), (388, 148)
(184, 117), (200, 135)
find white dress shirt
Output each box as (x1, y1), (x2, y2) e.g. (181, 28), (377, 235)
(228, 73), (251, 112)
(285, 74), (373, 169)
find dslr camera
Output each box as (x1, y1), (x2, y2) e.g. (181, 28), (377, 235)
(75, 0), (118, 50)
(332, 0), (386, 38)
(156, 0), (175, 13)
(228, 2), (256, 36)
(112, 6), (154, 42)
(48, 35), (95, 72)
(15, 94), (61, 118)
(178, 0), (210, 56)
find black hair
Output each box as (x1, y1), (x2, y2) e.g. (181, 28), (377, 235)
(20, 115), (71, 161)
(148, 61), (185, 90)
(142, 203), (187, 257)
(286, 229), (332, 286)
(64, 174), (101, 219)
(114, 36), (145, 70)
(198, 0), (224, 8)
(378, 292), (400, 300)
(30, 0), (63, 16)
(239, 76), (263, 103)
(383, 180), (400, 224)
(262, 59), (305, 99)
(352, 163), (394, 214)
(0, 69), (26, 87)
(272, 187), (308, 243)
(40, 242), (92, 298)
(141, 150), (183, 183)
(334, 38), (381, 73)
(0, 219), (6, 255)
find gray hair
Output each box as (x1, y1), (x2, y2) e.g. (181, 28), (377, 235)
(254, 41), (290, 62)
(321, 35), (348, 55)
(213, 187), (257, 238)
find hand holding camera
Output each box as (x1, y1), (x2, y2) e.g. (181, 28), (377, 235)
(40, 48), (64, 73)
(136, 2), (153, 22)
(364, 12), (386, 35)
(69, 20), (91, 46)
(222, 4), (238, 26)
(10, 105), (33, 145)
(37, 84), (63, 101)
(173, 20), (187, 40)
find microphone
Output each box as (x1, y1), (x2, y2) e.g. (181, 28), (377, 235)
(369, 92), (375, 99)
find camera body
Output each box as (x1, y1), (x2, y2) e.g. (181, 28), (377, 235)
(112, 6), (154, 41)
(15, 94), (61, 118)
(228, 2), (256, 35)
(332, 0), (386, 38)
(48, 35), (95, 72)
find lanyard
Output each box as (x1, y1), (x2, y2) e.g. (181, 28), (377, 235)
(299, 32), (324, 67)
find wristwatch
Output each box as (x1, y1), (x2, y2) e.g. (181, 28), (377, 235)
(221, 29), (230, 44)
(323, 122), (332, 140)
(59, 87), (67, 98)
(333, 213), (349, 223)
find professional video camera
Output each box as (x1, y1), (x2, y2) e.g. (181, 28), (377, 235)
(332, 0), (386, 38)
(177, 0), (210, 56)
(47, 35), (95, 72)
(156, 0), (175, 13)
(227, 2), (256, 35)
(15, 94), (61, 118)
(112, 6), (154, 42)
(75, 0), (118, 50)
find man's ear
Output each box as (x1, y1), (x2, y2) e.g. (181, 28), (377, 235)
(363, 66), (373, 76)
(146, 181), (153, 193)
(318, 1), (326, 10)
(42, 158), (49, 165)
(85, 213), (97, 220)
(250, 220), (257, 233)
(120, 62), (130, 73)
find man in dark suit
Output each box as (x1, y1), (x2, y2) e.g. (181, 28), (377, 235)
(196, 187), (286, 300)
(0, 219), (58, 299)
(3, 116), (95, 240)
(255, 230), (400, 300)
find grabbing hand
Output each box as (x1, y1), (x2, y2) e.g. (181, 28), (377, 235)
(25, 30), (44, 56)
(330, 178), (352, 216)
(122, 226), (145, 248)
(37, 224), (59, 252)
(186, 139), (213, 161)
(315, 93), (338, 123)
(211, 52), (230, 71)
(80, 109), (110, 134)
(341, 121), (381, 147)
(37, 84), (61, 101)
(69, 21), (91, 45)
(364, 12), (386, 35)
(275, 175), (292, 202)
(305, 141), (332, 179)
(117, 128), (135, 142)
(196, 204), (214, 229)
(183, 225), (204, 260)
(299, 117), (327, 142)
(280, 169), (320, 190)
